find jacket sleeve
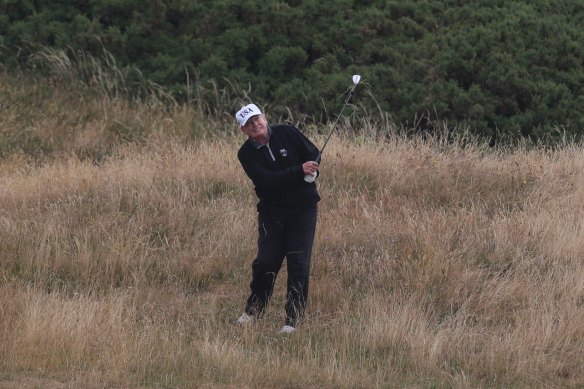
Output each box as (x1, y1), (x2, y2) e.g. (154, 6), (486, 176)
(290, 126), (321, 164)
(286, 126), (321, 179)
(238, 147), (304, 191)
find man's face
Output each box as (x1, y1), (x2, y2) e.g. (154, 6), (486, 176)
(240, 114), (268, 142)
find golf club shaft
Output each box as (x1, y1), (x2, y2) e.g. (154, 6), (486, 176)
(317, 83), (359, 161)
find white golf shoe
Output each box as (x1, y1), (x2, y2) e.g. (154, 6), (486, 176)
(278, 325), (296, 334)
(236, 313), (254, 324)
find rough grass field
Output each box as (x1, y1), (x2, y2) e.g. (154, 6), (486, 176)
(1, 70), (584, 388)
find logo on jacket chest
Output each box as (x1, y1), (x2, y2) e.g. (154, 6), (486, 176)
(279, 149), (288, 157)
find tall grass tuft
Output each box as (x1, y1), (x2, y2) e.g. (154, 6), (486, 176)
(0, 47), (247, 159)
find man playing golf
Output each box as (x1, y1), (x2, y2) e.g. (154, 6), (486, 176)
(235, 103), (320, 334)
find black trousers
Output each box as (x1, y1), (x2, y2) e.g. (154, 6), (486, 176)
(245, 203), (317, 326)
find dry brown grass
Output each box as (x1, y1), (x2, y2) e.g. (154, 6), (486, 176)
(2, 70), (584, 388)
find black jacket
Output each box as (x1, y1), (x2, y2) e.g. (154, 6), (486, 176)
(238, 124), (320, 214)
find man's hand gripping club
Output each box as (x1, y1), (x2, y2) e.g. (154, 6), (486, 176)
(303, 161), (319, 183)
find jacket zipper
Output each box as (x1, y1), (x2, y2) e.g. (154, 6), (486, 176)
(266, 144), (276, 161)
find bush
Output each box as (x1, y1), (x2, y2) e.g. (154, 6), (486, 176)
(2, 0), (584, 141)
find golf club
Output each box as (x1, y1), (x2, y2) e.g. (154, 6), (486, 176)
(304, 74), (361, 182)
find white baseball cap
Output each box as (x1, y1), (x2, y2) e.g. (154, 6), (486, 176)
(235, 103), (262, 126)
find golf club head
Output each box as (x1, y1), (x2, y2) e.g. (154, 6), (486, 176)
(352, 74), (361, 85)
